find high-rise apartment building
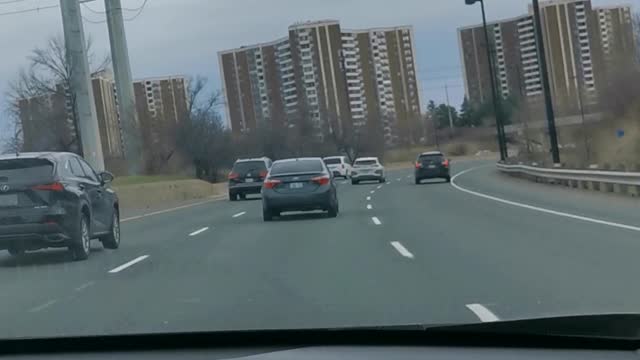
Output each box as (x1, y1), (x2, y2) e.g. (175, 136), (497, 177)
(219, 20), (421, 145)
(458, 0), (635, 115)
(19, 77), (124, 160)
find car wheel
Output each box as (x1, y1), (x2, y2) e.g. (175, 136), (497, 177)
(70, 214), (90, 261)
(8, 245), (25, 257)
(229, 192), (237, 201)
(351, 180), (358, 185)
(379, 178), (385, 184)
(240, 193), (247, 200)
(446, 176), (451, 183)
(100, 210), (120, 250)
(415, 178), (421, 185)
(263, 208), (274, 222)
(328, 203), (338, 218)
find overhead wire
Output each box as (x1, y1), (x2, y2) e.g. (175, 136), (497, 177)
(0, 4), (58, 17)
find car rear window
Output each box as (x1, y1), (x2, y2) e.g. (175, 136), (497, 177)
(354, 160), (378, 166)
(232, 161), (266, 174)
(270, 160), (324, 175)
(324, 158), (342, 165)
(419, 154), (444, 162)
(0, 158), (53, 182)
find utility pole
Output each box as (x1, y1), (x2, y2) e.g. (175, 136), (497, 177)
(105, 0), (141, 175)
(60, 0), (105, 171)
(445, 84), (455, 138)
(532, 0), (561, 164)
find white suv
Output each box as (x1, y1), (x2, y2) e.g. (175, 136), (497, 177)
(351, 157), (386, 184)
(323, 156), (352, 179)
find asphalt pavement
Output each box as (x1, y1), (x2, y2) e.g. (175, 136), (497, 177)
(0, 159), (639, 339)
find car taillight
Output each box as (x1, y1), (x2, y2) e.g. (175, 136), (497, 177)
(228, 172), (239, 180)
(264, 179), (282, 189)
(415, 162), (422, 169)
(442, 159), (450, 168)
(259, 171), (268, 178)
(312, 176), (331, 186)
(32, 182), (65, 192)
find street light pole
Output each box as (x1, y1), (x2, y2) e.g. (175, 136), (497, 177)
(465, 0), (507, 161)
(531, 0), (561, 164)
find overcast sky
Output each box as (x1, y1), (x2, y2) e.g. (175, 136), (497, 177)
(0, 0), (634, 141)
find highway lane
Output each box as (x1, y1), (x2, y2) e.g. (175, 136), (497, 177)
(0, 159), (639, 338)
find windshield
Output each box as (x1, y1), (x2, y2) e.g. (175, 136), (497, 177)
(324, 158), (342, 165)
(354, 160), (378, 167)
(0, 0), (639, 343)
(270, 160), (324, 175)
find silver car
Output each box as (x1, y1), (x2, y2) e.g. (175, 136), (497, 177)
(351, 157), (386, 185)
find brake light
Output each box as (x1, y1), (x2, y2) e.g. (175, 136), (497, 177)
(32, 182), (65, 192)
(264, 179), (282, 189)
(312, 176), (331, 186)
(442, 159), (450, 168)
(228, 172), (239, 180)
(259, 171), (268, 178)
(415, 162), (422, 169)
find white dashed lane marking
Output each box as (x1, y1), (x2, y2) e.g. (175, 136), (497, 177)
(188, 227), (209, 236)
(232, 211), (247, 218)
(372, 217), (382, 225)
(108, 255), (150, 274)
(466, 304), (500, 322)
(367, 204), (373, 210)
(390, 242), (414, 259)
(29, 299), (58, 313)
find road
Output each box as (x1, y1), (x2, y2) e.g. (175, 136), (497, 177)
(0, 159), (639, 338)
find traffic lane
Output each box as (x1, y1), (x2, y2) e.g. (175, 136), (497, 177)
(0, 190), (265, 338)
(373, 161), (640, 321)
(12, 177), (478, 337)
(454, 165), (640, 228)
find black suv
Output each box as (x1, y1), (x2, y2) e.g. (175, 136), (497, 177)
(414, 151), (451, 184)
(228, 157), (272, 201)
(0, 152), (120, 261)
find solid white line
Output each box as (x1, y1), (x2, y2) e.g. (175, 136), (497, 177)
(189, 227), (209, 236)
(232, 211), (247, 218)
(372, 217), (382, 225)
(367, 204), (373, 210)
(466, 303), (500, 322)
(451, 167), (640, 233)
(366, 196), (371, 201)
(29, 299), (58, 313)
(108, 255), (150, 274)
(390, 241), (414, 259)
(74, 281), (95, 292)
(121, 195), (226, 223)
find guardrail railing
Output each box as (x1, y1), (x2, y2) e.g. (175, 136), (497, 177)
(496, 163), (640, 197)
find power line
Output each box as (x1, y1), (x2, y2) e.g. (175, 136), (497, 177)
(81, 2), (104, 14)
(0, 0), (26, 5)
(82, 14), (105, 24)
(0, 4), (58, 17)
(123, 0), (148, 21)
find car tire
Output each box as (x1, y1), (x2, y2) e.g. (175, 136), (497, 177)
(263, 208), (274, 222)
(70, 214), (90, 261)
(229, 192), (237, 201)
(8, 245), (25, 257)
(240, 193), (247, 200)
(351, 180), (358, 185)
(415, 178), (421, 185)
(100, 210), (120, 250)
(328, 202), (338, 218)
(379, 178), (385, 184)
(446, 176), (451, 183)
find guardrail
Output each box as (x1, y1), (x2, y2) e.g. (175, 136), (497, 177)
(496, 163), (640, 197)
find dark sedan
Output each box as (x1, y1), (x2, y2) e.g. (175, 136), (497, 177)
(415, 151), (451, 184)
(0, 152), (120, 261)
(261, 158), (339, 221)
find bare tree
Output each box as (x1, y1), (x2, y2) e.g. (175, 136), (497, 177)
(4, 35), (110, 154)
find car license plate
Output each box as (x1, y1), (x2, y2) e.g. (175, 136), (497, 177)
(290, 182), (304, 189)
(245, 178), (254, 183)
(428, 165), (437, 169)
(0, 194), (18, 207)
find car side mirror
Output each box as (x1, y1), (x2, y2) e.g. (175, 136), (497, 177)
(100, 171), (114, 184)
